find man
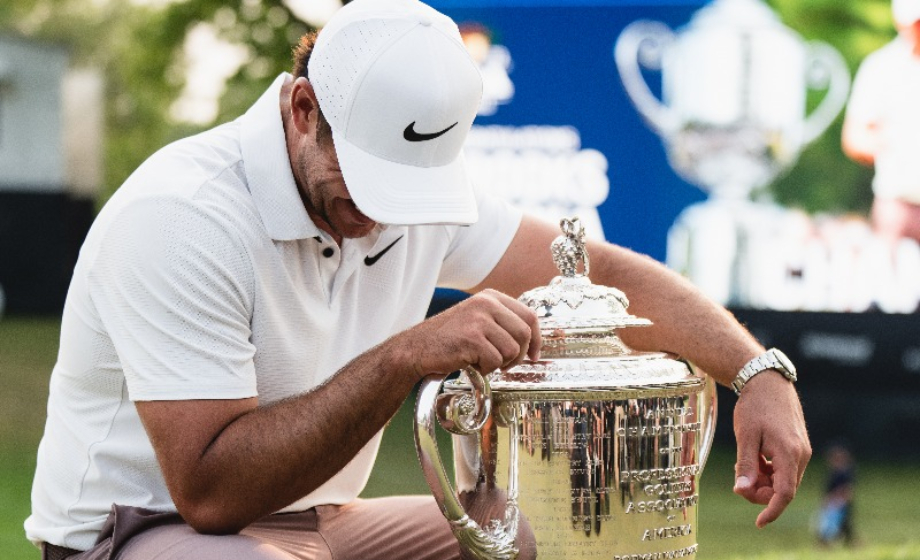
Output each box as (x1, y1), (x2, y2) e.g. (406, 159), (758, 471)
(843, 0), (920, 243)
(26, 0), (810, 558)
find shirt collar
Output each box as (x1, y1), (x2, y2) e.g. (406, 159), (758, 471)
(240, 72), (322, 241)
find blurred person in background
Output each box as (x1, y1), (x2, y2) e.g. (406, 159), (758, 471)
(816, 442), (858, 547)
(842, 0), (920, 244)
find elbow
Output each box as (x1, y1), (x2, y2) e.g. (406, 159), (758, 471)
(175, 497), (249, 535)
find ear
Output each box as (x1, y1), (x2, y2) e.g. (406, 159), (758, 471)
(290, 77), (319, 135)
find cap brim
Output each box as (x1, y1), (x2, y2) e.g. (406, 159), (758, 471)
(331, 129), (478, 226)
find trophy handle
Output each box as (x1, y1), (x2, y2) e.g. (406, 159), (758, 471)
(681, 359), (718, 471)
(414, 368), (520, 560)
(801, 40), (851, 145)
(614, 20), (678, 135)
(699, 373), (718, 471)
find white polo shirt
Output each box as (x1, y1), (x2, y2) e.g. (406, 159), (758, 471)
(26, 73), (522, 551)
(846, 36), (920, 204)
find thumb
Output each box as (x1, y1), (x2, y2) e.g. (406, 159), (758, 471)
(734, 439), (761, 500)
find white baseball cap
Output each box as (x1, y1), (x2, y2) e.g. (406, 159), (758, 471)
(308, 0), (483, 225)
(893, 0), (920, 26)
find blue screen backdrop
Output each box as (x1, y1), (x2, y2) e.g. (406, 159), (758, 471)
(431, 0), (709, 261)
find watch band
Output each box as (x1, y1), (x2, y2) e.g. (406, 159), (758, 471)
(731, 348), (797, 396)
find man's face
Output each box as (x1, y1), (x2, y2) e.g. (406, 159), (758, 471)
(294, 126), (378, 241)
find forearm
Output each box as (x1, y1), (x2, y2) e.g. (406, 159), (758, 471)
(589, 243), (812, 525)
(586, 240), (763, 385)
(474, 215), (810, 525)
(148, 289), (541, 535)
(162, 337), (418, 534)
(474, 216), (763, 383)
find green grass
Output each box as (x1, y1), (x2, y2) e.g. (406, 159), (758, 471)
(1, 316), (59, 560)
(2, 316), (919, 560)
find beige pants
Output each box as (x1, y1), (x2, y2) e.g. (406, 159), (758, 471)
(50, 497), (461, 560)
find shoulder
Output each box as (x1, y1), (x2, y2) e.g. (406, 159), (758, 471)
(85, 181), (261, 288)
(123, 122), (246, 200)
(95, 122), (262, 249)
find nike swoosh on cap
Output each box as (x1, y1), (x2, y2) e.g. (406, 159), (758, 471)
(364, 235), (405, 266)
(403, 121), (458, 142)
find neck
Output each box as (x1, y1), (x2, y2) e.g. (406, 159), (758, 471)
(297, 188), (343, 246)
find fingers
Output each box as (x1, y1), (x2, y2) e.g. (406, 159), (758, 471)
(757, 438), (810, 527)
(795, 439), (810, 488)
(475, 290), (541, 369)
(731, 371), (812, 528)
(479, 319), (525, 372)
(733, 421), (763, 503)
(735, 450), (800, 526)
(755, 455), (798, 528)
(414, 290), (541, 376)
(734, 454), (773, 506)
(471, 342), (505, 375)
(735, 448), (810, 528)
(482, 289), (542, 363)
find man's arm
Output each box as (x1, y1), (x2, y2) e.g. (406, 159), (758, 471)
(472, 215), (811, 528)
(136, 289), (540, 535)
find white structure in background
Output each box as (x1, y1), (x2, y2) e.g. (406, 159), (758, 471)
(0, 37), (103, 195)
(0, 35), (103, 314)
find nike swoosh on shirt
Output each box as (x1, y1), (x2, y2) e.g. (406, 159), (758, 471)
(403, 121), (458, 142)
(364, 235), (404, 266)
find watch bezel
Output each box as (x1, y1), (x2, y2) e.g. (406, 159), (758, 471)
(771, 348), (797, 381)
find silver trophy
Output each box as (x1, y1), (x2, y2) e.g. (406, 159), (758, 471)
(416, 218), (716, 559)
(615, 0), (850, 305)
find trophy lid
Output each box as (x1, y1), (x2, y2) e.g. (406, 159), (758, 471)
(447, 217), (701, 394)
(689, 0), (788, 32)
(519, 217), (651, 336)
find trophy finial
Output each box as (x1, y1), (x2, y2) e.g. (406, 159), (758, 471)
(551, 217), (589, 277)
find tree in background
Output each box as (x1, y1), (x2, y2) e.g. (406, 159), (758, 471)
(0, 0), (900, 214)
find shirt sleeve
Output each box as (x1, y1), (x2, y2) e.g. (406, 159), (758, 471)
(87, 195), (258, 401)
(436, 187), (523, 290)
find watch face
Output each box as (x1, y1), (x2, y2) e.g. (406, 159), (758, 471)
(773, 349), (797, 380)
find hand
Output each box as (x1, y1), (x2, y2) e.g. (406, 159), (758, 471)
(403, 289), (542, 379)
(732, 370), (812, 528)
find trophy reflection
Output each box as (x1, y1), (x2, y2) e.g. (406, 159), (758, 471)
(615, 0), (850, 306)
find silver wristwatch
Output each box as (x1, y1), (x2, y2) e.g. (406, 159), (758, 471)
(731, 348), (797, 396)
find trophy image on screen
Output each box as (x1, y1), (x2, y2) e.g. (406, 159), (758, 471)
(614, 0), (850, 306)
